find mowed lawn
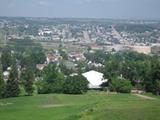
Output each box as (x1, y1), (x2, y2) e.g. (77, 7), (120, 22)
(0, 91), (160, 120)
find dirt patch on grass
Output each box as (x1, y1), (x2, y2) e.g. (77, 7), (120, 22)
(40, 104), (70, 108)
(133, 94), (156, 100)
(0, 102), (13, 106)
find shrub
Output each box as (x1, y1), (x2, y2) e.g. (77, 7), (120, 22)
(37, 75), (64, 94)
(109, 77), (132, 93)
(37, 65), (65, 94)
(63, 75), (89, 94)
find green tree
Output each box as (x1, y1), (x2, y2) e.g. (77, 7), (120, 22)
(145, 58), (160, 95)
(7, 38), (45, 70)
(59, 62), (73, 75)
(84, 50), (106, 64)
(21, 67), (35, 96)
(5, 61), (20, 98)
(0, 65), (5, 98)
(154, 80), (160, 95)
(1, 46), (12, 70)
(104, 56), (120, 80)
(37, 64), (64, 94)
(59, 50), (68, 60)
(63, 75), (89, 94)
(109, 77), (132, 93)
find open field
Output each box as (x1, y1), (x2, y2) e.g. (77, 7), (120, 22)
(0, 91), (160, 120)
(39, 41), (86, 52)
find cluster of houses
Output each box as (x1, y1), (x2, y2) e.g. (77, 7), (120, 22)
(46, 53), (62, 64)
(68, 52), (86, 62)
(45, 50), (108, 89)
(3, 48), (109, 89)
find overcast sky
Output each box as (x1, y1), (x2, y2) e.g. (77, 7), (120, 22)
(0, 0), (160, 19)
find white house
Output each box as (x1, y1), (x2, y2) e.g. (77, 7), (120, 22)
(82, 70), (108, 89)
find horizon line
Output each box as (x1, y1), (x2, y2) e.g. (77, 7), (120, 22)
(0, 15), (160, 21)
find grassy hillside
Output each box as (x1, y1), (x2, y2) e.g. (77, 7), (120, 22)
(0, 91), (160, 120)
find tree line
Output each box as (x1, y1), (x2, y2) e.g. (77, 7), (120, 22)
(0, 38), (160, 99)
(0, 38), (88, 98)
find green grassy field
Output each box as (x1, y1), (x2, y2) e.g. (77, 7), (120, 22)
(0, 91), (160, 120)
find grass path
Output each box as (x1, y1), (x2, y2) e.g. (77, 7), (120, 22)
(40, 104), (70, 108)
(133, 94), (157, 100)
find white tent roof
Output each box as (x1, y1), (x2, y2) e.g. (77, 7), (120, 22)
(82, 70), (107, 89)
(3, 71), (9, 76)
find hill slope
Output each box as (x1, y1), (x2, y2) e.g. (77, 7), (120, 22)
(0, 91), (160, 120)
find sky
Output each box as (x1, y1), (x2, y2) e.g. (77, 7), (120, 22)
(0, 0), (160, 19)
